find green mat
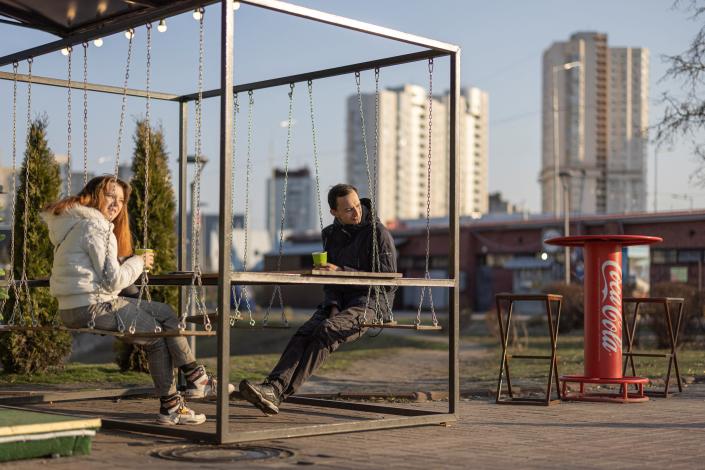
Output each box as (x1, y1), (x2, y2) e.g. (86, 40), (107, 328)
(0, 407), (100, 462)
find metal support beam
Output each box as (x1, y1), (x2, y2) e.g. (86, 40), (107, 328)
(0, 0), (457, 68)
(100, 411), (456, 444)
(448, 50), (461, 415)
(239, 0), (458, 52)
(180, 49), (447, 102)
(216, 0), (235, 444)
(0, 71), (179, 101)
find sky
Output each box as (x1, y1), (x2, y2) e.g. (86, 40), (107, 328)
(0, 0), (703, 229)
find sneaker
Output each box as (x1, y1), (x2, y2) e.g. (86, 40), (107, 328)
(238, 379), (280, 416)
(156, 397), (206, 425)
(183, 365), (235, 399)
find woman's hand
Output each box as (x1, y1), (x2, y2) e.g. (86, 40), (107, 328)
(141, 251), (155, 270)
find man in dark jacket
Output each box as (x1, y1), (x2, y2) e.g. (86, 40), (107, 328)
(239, 183), (397, 415)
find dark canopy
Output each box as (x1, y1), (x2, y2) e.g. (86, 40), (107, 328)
(0, 0), (201, 37)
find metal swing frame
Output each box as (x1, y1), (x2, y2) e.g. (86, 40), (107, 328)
(0, 0), (461, 445)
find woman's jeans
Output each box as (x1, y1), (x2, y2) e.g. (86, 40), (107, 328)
(60, 297), (195, 397)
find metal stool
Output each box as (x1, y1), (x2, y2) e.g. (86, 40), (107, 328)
(495, 293), (563, 406)
(622, 297), (685, 397)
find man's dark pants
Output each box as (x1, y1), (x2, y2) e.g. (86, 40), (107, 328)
(267, 305), (369, 399)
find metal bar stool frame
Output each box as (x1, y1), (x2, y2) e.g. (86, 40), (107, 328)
(622, 297), (685, 397)
(495, 293), (563, 406)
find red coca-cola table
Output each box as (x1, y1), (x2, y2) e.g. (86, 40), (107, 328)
(545, 235), (662, 403)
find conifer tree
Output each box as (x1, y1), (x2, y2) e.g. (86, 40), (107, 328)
(0, 116), (72, 373)
(115, 119), (178, 371)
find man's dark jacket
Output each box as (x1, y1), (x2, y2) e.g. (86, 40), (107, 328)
(320, 198), (397, 313)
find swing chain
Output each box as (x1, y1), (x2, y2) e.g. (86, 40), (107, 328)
(243, 90), (254, 274)
(229, 92), (254, 325)
(82, 42), (89, 186)
(371, 67), (381, 275)
(113, 33), (133, 178)
(134, 23), (157, 333)
(234, 90), (256, 326)
(307, 80), (324, 234)
(370, 68), (392, 321)
(372, 67), (379, 208)
(229, 91), (242, 325)
(417, 57), (437, 327)
(20, 57), (38, 327)
(184, 11), (209, 332)
(356, 70), (393, 324)
(265, 83), (295, 326)
(374, 68), (392, 321)
(66, 46), (73, 196)
(97, 31), (132, 303)
(4, 62), (21, 324)
(191, 11), (205, 279)
(356, 70), (375, 323)
(142, 21), (152, 250)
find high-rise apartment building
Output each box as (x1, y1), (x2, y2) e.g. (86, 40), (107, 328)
(541, 32), (648, 215)
(266, 166), (318, 241)
(346, 85), (488, 224)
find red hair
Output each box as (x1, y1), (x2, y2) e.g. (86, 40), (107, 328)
(44, 175), (133, 257)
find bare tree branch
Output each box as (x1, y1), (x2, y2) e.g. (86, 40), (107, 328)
(655, 1), (705, 186)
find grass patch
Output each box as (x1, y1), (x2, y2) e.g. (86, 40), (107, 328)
(0, 335), (446, 388)
(201, 335), (447, 383)
(465, 334), (705, 386)
(0, 363), (152, 387)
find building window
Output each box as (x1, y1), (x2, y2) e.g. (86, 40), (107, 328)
(670, 266), (688, 283)
(652, 249), (677, 264)
(677, 250), (703, 263)
(430, 256), (449, 269)
(486, 254), (512, 268)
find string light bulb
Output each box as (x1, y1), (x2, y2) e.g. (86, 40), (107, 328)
(233, 1), (241, 10)
(93, 38), (103, 47)
(157, 19), (167, 32)
(193, 8), (203, 20)
(124, 28), (134, 39)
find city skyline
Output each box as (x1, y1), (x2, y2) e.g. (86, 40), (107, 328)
(346, 85), (488, 224)
(0, 1), (702, 231)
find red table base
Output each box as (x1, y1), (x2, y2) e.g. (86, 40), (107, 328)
(560, 375), (649, 403)
(546, 235), (662, 405)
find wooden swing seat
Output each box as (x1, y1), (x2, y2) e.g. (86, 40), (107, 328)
(360, 321), (443, 331)
(185, 313), (291, 329)
(0, 325), (215, 338)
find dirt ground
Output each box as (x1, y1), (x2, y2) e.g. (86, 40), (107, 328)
(299, 340), (492, 396)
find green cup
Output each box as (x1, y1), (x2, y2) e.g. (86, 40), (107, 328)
(135, 248), (155, 272)
(312, 251), (327, 268)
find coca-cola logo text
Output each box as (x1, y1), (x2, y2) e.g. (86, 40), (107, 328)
(600, 260), (622, 354)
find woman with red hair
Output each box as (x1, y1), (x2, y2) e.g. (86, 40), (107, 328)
(42, 175), (230, 425)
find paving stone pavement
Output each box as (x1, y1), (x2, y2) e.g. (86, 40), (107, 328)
(2, 384), (703, 469)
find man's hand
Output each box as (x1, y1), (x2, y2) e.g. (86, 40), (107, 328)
(318, 262), (341, 272)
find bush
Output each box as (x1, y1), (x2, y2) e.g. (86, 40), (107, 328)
(643, 282), (703, 348)
(0, 116), (72, 374)
(542, 283), (584, 333)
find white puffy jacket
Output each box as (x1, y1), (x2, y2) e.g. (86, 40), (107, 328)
(40, 204), (144, 310)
